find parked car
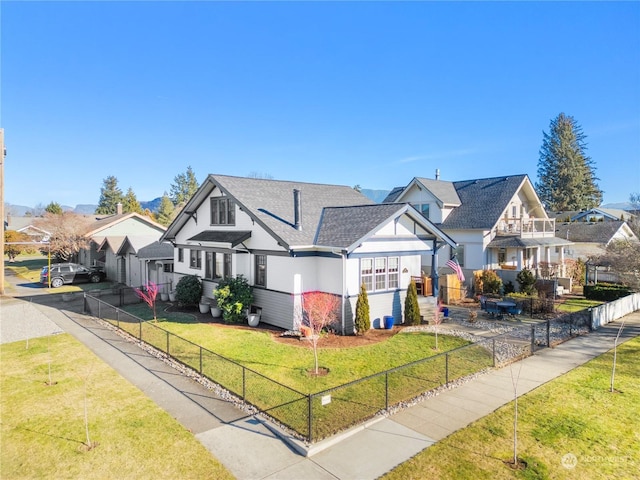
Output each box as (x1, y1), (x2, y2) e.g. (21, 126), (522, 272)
(40, 263), (106, 288)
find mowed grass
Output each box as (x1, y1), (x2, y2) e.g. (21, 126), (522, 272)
(383, 336), (640, 480)
(557, 297), (603, 313)
(123, 303), (477, 393)
(0, 334), (234, 480)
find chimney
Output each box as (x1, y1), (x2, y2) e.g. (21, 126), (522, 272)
(116, 202), (123, 215)
(435, 168), (440, 180)
(293, 189), (302, 231)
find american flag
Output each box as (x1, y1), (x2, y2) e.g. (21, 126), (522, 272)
(446, 258), (465, 282)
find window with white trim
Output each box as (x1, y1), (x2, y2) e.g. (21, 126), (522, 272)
(361, 256), (400, 292)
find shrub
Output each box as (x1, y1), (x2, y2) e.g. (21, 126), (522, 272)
(516, 268), (536, 295)
(477, 270), (502, 295)
(175, 275), (202, 306)
(404, 279), (421, 326)
(504, 281), (516, 295)
(213, 275), (253, 324)
(584, 283), (632, 302)
(354, 282), (371, 335)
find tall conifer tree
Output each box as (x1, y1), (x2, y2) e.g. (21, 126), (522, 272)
(95, 176), (124, 214)
(535, 113), (602, 211)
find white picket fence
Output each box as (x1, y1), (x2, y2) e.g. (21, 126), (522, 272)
(591, 292), (640, 330)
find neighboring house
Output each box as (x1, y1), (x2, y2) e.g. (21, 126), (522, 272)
(137, 240), (175, 293)
(96, 234), (170, 287)
(77, 204), (166, 285)
(4, 215), (50, 242)
(384, 173), (574, 286)
(549, 208), (636, 224)
(553, 220), (639, 261)
(160, 174), (456, 334)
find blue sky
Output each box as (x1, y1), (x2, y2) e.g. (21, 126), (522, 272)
(2, 1), (639, 209)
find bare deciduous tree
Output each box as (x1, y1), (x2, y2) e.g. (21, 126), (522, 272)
(34, 212), (92, 262)
(302, 291), (340, 375)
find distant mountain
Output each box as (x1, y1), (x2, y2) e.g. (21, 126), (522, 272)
(74, 204), (98, 214)
(361, 189), (391, 203)
(140, 197), (162, 213)
(601, 202), (634, 211)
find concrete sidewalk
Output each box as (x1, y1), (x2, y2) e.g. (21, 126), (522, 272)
(3, 288), (639, 480)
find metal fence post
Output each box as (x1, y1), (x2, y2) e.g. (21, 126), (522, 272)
(307, 394), (313, 444)
(199, 346), (203, 374)
(445, 353), (449, 385)
(116, 308), (120, 329)
(139, 320), (142, 340)
(530, 324), (535, 354)
(546, 320), (550, 347)
(385, 372), (389, 410)
(242, 368), (246, 401)
(166, 331), (170, 354)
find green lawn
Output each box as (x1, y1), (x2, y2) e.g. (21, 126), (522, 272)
(382, 336), (640, 480)
(123, 303), (476, 393)
(556, 297), (603, 313)
(0, 334), (234, 480)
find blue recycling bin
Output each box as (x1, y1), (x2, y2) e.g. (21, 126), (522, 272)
(384, 315), (395, 329)
(442, 307), (449, 317)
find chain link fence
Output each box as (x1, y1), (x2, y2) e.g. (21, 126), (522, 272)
(83, 292), (575, 444)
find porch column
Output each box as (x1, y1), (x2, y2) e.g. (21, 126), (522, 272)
(431, 239), (439, 298)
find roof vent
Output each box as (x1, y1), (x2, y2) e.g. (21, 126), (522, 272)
(435, 168), (440, 180)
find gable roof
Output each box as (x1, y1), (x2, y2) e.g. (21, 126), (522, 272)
(314, 203), (456, 250)
(163, 175), (376, 249)
(137, 240), (174, 260)
(549, 208), (636, 222)
(443, 175), (530, 229)
(84, 212), (165, 238)
(410, 178), (461, 207)
(555, 221), (638, 244)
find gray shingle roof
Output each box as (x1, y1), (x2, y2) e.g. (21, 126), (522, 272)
(555, 221), (628, 244)
(442, 175), (528, 229)
(315, 204), (411, 248)
(174, 175), (375, 249)
(188, 230), (252, 247)
(414, 178), (461, 206)
(137, 240), (174, 260)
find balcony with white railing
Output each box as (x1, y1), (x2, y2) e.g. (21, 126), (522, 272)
(496, 217), (556, 238)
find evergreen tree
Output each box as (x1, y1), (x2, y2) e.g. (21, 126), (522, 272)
(535, 113), (602, 211)
(44, 201), (63, 215)
(95, 176), (124, 214)
(354, 282), (371, 334)
(122, 187), (142, 214)
(156, 192), (175, 226)
(169, 166), (199, 206)
(404, 279), (421, 326)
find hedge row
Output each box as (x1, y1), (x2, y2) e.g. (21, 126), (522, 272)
(583, 283), (632, 302)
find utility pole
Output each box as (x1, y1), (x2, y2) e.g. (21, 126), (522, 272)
(0, 128), (5, 295)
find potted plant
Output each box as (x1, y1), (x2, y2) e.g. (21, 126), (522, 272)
(199, 297), (210, 314)
(168, 290), (177, 302)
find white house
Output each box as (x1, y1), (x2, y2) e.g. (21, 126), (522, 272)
(384, 172), (574, 287)
(553, 220), (639, 261)
(160, 174), (456, 334)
